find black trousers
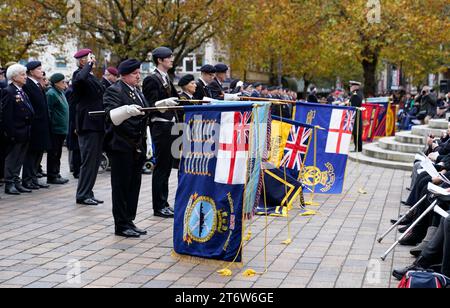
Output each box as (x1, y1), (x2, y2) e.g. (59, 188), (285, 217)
(69, 149), (81, 177)
(22, 149), (44, 185)
(151, 122), (175, 211)
(109, 151), (145, 230)
(353, 110), (363, 152)
(0, 137), (6, 180)
(422, 213), (450, 277)
(406, 172), (431, 206)
(47, 134), (66, 180)
(4, 142), (28, 184)
(76, 132), (104, 200)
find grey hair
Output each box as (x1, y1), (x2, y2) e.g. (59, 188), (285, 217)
(6, 64), (27, 81)
(76, 56), (88, 67)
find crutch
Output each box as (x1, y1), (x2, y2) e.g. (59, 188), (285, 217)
(381, 199), (439, 261)
(377, 194), (427, 243)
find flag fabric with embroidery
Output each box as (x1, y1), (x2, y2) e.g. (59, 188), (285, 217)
(269, 116), (313, 172)
(294, 102), (356, 194)
(256, 168), (305, 217)
(173, 103), (270, 264)
(325, 109), (355, 155)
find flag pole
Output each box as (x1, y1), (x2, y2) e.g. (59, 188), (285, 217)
(304, 125), (320, 206)
(356, 107), (367, 194)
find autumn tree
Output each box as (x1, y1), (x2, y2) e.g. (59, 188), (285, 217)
(37, 0), (228, 71)
(0, 0), (68, 64)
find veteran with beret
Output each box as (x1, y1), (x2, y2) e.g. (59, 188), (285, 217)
(193, 64), (215, 100)
(103, 59), (152, 238)
(208, 63), (228, 100)
(22, 60), (52, 190)
(46, 73), (70, 185)
(102, 66), (119, 89)
(71, 48), (106, 206)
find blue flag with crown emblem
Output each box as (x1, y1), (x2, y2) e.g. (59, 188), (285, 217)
(293, 102), (356, 194)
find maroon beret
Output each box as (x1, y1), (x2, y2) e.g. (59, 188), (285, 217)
(106, 67), (119, 76)
(74, 48), (92, 59)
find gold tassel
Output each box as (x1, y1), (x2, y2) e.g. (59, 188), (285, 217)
(281, 238), (292, 245)
(300, 209), (318, 216)
(217, 268), (233, 276)
(242, 269), (256, 277)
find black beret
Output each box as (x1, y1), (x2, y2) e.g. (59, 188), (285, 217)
(178, 74), (195, 87)
(118, 59), (141, 75)
(200, 64), (216, 74)
(152, 47), (173, 60)
(214, 63), (228, 73)
(253, 82), (262, 88)
(26, 61), (42, 72)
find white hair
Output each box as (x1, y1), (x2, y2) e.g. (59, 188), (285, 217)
(6, 64), (27, 81)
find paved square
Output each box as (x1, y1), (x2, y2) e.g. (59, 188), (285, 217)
(0, 150), (414, 288)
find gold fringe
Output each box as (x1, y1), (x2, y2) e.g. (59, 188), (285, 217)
(171, 251), (243, 269)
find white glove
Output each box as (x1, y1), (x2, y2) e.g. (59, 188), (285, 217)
(155, 97), (179, 113)
(224, 93), (241, 101)
(236, 81), (244, 88)
(202, 96), (215, 102)
(110, 105), (145, 126)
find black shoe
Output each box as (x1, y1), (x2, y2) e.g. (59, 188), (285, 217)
(130, 224), (147, 235)
(392, 264), (421, 280)
(15, 184), (32, 193)
(400, 200), (409, 206)
(392, 256), (430, 280)
(77, 198), (98, 206)
(166, 206), (174, 214)
(73, 174), (79, 179)
(5, 184), (20, 195)
(115, 229), (141, 238)
(154, 208), (174, 218)
(47, 177), (69, 185)
(34, 182), (50, 189)
(23, 183), (40, 190)
(92, 198), (104, 204)
(399, 231), (423, 246)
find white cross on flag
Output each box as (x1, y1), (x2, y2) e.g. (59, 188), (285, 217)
(215, 111), (251, 185)
(325, 109), (355, 155)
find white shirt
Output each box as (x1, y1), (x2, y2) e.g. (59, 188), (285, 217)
(152, 68), (175, 123)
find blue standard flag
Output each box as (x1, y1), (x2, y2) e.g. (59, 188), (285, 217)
(173, 103), (269, 264)
(294, 102), (356, 194)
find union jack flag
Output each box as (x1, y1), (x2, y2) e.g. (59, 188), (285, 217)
(343, 110), (356, 133)
(280, 125), (312, 171)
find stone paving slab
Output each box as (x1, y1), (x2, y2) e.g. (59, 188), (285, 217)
(0, 149), (414, 288)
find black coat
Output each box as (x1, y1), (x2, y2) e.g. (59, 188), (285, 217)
(193, 79), (212, 100)
(350, 91), (363, 108)
(208, 77), (225, 100)
(65, 86), (79, 151)
(103, 80), (149, 153)
(142, 70), (179, 121)
(307, 94), (319, 103)
(1, 84), (34, 143)
(22, 78), (52, 150)
(71, 63), (106, 134)
(101, 78), (113, 89)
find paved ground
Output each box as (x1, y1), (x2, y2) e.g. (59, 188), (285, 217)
(0, 149), (415, 288)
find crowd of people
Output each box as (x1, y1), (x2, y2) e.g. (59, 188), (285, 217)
(390, 125), (450, 280)
(397, 88), (450, 130)
(0, 46), (311, 238)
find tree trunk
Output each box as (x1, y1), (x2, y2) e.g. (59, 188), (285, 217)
(361, 52), (379, 98)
